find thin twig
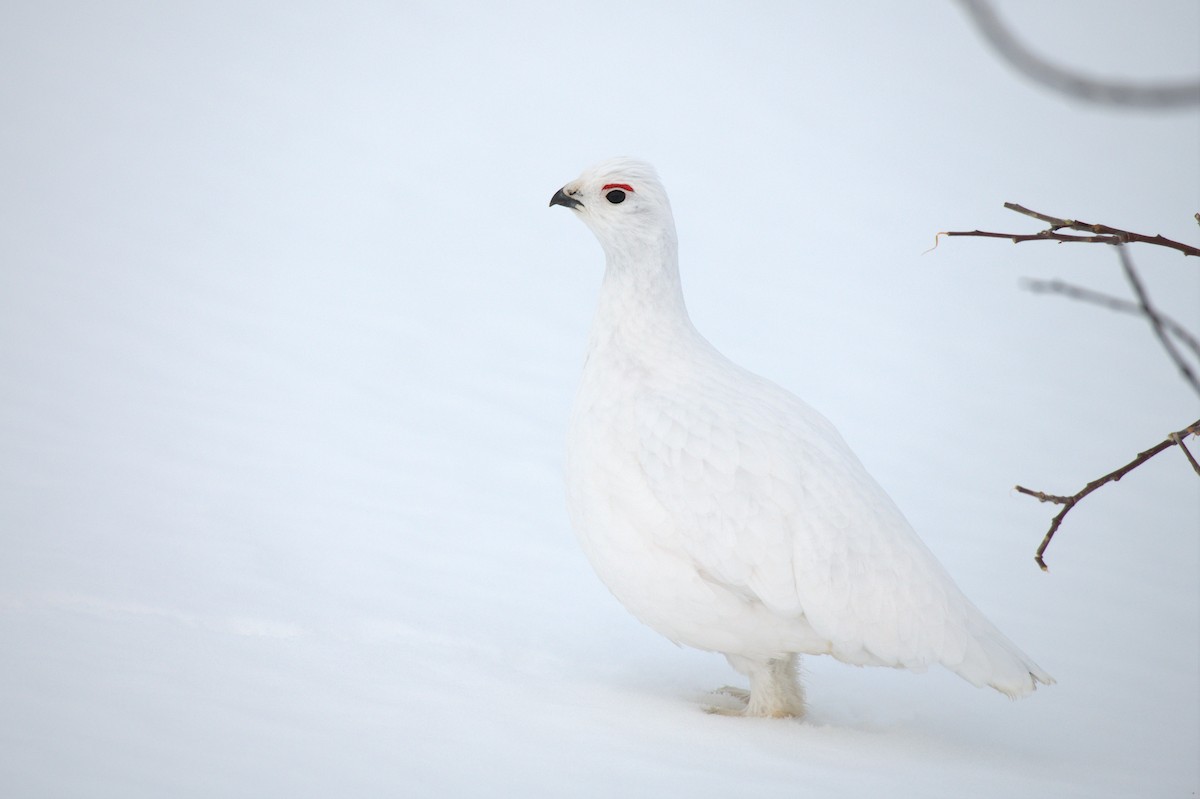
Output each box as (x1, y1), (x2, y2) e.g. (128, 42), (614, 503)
(1019, 419), (1200, 571)
(1020, 278), (1200, 364)
(937, 229), (1128, 248)
(955, 0), (1200, 109)
(1005, 203), (1200, 256)
(1174, 434), (1200, 476)
(1115, 246), (1200, 397)
(944, 202), (1200, 570)
(938, 204), (1200, 257)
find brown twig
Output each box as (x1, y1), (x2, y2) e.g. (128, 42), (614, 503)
(939, 203), (1200, 257)
(1114, 246), (1200, 397)
(943, 203), (1200, 570)
(1174, 434), (1200, 475)
(942, 206), (1200, 393)
(1019, 419), (1200, 571)
(955, 0), (1200, 109)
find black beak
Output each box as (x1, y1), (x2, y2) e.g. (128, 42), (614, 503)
(549, 187), (583, 210)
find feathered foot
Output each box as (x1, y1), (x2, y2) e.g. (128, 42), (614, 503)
(711, 653), (806, 718)
(703, 685), (751, 715)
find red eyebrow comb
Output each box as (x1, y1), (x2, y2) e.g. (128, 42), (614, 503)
(602, 183), (634, 192)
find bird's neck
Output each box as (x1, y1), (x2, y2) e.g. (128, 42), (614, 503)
(588, 227), (698, 355)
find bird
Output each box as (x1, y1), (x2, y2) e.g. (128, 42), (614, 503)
(549, 157), (1053, 718)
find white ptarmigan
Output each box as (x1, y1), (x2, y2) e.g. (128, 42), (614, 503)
(549, 157), (1053, 718)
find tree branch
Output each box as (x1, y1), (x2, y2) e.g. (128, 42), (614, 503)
(938, 203), (1200, 257)
(955, 0), (1200, 109)
(1019, 419), (1200, 571)
(1115, 246), (1200, 398)
(1174, 433), (1200, 476)
(942, 202), (1200, 570)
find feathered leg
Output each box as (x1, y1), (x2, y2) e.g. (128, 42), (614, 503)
(713, 653), (806, 718)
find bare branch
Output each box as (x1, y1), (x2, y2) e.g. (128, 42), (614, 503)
(937, 229), (1127, 248)
(1174, 434), (1200, 476)
(939, 204), (1200, 257)
(1004, 204), (1200, 255)
(1115, 246), (1200, 397)
(1019, 419), (1200, 571)
(943, 202), (1200, 568)
(956, 0), (1200, 109)
(1021, 278), (1200, 364)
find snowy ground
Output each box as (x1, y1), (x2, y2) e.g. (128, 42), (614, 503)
(2, 2), (1198, 796)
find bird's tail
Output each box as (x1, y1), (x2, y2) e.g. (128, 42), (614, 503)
(954, 616), (1055, 699)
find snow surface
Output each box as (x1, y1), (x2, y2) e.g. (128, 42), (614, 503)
(1, 2), (1197, 797)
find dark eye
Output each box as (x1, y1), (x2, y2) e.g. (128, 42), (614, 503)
(605, 189), (626, 204)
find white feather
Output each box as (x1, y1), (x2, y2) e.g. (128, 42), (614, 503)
(553, 157), (1052, 717)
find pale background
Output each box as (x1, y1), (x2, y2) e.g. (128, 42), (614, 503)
(2, 2), (1197, 796)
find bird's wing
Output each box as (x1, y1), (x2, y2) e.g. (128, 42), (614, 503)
(633, 363), (1050, 695)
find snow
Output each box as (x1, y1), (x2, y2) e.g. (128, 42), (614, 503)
(1, 1), (1197, 796)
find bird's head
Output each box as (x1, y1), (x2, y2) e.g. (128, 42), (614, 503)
(549, 157), (676, 258)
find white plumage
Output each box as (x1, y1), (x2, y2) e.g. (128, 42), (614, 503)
(550, 157), (1053, 718)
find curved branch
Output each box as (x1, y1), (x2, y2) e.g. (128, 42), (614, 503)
(956, 0), (1200, 109)
(1019, 420), (1200, 571)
